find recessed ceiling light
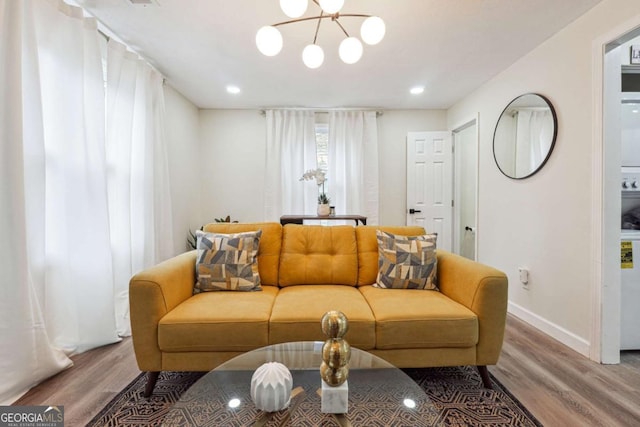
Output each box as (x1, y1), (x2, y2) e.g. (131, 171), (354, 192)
(226, 85), (241, 94)
(410, 86), (424, 95)
(633, 109), (639, 114)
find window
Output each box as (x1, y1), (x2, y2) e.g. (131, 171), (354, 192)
(315, 122), (329, 194)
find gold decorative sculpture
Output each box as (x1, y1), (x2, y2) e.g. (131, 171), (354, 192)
(320, 310), (351, 387)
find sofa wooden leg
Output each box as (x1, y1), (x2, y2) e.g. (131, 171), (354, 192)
(143, 371), (160, 397)
(477, 365), (493, 389)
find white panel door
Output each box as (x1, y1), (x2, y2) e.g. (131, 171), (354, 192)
(406, 131), (453, 251)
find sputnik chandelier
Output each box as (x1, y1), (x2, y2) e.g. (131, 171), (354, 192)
(256, 0), (386, 68)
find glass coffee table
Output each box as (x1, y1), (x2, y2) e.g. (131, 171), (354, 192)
(162, 342), (439, 426)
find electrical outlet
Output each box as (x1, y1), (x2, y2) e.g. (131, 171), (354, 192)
(518, 267), (529, 289)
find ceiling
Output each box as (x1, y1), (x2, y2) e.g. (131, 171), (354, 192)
(77, 0), (601, 110)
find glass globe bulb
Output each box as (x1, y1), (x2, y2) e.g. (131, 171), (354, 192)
(318, 0), (344, 14)
(255, 26), (283, 57)
(302, 44), (324, 69)
(280, 0), (308, 18)
(339, 37), (363, 64)
(361, 16), (385, 45)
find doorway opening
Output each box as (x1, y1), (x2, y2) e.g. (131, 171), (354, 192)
(452, 118), (479, 261)
(596, 22), (640, 364)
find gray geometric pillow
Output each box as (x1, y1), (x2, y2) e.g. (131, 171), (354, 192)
(194, 230), (262, 292)
(375, 230), (438, 290)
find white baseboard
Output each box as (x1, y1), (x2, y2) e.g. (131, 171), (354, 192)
(508, 301), (591, 358)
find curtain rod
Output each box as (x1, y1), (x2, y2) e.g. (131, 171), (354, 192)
(98, 29), (109, 41)
(260, 108), (383, 116)
(509, 107), (549, 117)
(97, 29), (166, 85)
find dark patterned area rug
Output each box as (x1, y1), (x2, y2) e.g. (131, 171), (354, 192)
(87, 367), (541, 426)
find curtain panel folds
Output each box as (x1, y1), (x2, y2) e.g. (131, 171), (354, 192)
(328, 111), (379, 224)
(264, 110), (379, 223)
(0, 0), (75, 406)
(0, 0), (174, 404)
(106, 39), (174, 337)
(264, 110), (318, 220)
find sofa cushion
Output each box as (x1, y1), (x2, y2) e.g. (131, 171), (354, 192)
(359, 285), (478, 349)
(278, 225), (358, 286)
(195, 230), (262, 292)
(375, 230), (438, 290)
(269, 285), (376, 349)
(203, 223), (282, 286)
(158, 286), (279, 352)
(355, 226), (427, 286)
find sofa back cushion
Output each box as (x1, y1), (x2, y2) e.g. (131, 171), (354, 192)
(203, 222), (282, 286)
(279, 225), (358, 287)
(355, 226), (427, 286)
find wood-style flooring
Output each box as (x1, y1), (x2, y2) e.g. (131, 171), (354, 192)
(14, 315), (640, 426)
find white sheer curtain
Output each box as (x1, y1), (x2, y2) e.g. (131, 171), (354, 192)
(0, 0), (175, 404)
(328, 111), (379, 224)
(0, 0), (114, 404)
(515, 109), (553, 175)
(106, 40), (174, 336)
(264, 110), (318, 220)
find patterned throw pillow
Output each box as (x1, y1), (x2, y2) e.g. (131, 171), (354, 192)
(195, 230), (262, 292)
(375, 230), (438, 290)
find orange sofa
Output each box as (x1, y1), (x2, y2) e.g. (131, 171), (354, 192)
(130, 223), (508, 396)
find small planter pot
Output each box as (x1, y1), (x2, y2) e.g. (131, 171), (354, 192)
(317, 203), (331, 216)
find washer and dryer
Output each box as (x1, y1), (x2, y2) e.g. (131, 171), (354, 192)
(620, 166), (640, 350)
(620, 90), (640, 350)
(620, 226), (640, 350)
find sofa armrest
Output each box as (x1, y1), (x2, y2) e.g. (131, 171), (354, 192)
(129, 250), (197, 371)
(437, 251), (508, 365)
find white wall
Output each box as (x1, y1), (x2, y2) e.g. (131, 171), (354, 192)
(447, 0), (640, 355)
(164, 84), (201, 253)
(197, 109), (447, 226)
(199, 110), (266, 224)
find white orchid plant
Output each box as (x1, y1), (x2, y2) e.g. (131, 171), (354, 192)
(300, 168), (330, 204)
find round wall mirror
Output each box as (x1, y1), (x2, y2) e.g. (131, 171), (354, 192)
(493, 93), (558, 179)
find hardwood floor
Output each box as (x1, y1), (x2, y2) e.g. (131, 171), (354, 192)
(14, 315), (640, 426)
(491, 316), (640, 427)
(14, 338), (140, 426)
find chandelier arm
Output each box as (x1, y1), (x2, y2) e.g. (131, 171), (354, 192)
(313, 11), (324, 44)
(272, 14), (371, 28)
(333, 18), (350, 38)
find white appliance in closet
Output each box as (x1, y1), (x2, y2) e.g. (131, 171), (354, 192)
(620, 91), (640, 349)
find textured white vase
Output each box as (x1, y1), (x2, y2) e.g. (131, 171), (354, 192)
(250, 362), (293, 412)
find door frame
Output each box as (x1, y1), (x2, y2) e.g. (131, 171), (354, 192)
(591, 16), (640, 364)
(451, 115), (480, 260)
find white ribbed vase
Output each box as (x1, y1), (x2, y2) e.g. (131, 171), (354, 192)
(250, 362), (293, 412)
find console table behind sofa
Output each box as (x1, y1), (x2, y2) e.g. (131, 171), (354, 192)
(280, 215), (367, 226)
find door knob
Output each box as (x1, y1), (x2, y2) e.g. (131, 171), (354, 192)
(409, 208), (422, 214)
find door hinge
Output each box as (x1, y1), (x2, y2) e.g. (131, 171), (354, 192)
(451, 200), (454, 207)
